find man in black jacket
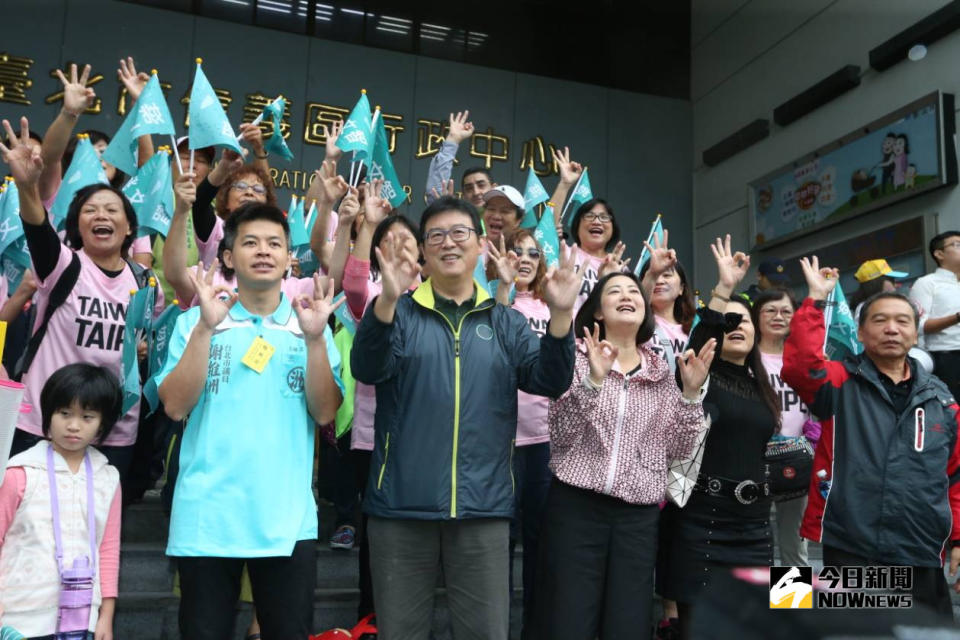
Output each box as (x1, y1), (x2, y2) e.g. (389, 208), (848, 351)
(783, 256), (960, 616)
(352, 196), (581, 639)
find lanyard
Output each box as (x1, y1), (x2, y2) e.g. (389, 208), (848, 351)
(46, 445), (97, 574)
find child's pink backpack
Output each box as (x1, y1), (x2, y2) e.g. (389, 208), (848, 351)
(310, 614), (377, 640)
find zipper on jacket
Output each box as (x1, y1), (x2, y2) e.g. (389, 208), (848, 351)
(377, 433), (391, 490)
(602, 376), (630, 495)
(510, 439), (516, 494)
(424, 304), (489, 518)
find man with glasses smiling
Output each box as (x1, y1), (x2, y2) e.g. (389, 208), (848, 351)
(351, 195), (582, 640)
(910, 230), (960, 400)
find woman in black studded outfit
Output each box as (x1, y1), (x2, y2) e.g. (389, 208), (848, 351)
(659, 235), (781, 639)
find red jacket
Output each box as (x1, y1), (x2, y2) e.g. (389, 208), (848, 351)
(782, 298), (960, 566)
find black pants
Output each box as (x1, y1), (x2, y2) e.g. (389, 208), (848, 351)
(932, 350), (960, 402)
(177, 539), (317, 640)
(509, 442), (552, 640)
(822, 545), (953, 617)
(531, 479), (660, 640)
(353, 449), (374, 620)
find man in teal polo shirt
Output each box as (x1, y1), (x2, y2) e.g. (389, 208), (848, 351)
(156, 202), (344, 640)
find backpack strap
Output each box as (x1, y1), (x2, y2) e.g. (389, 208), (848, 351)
(124, 257), (154, 290)
(12, 253), (81, 381)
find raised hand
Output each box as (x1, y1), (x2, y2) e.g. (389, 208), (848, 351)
(643, 228), (677, 278)
(56, 63), (96, 117)
(446, 110), (474, 145)
(710, 234), (750, 292)
(307, 160), (349, 205)
(599, 241), (631, 277)
(583, 323), (619, 386)
(323, 121), (344, 162)
(294, 274), (344, 341)
(542, 244), (585, 313)
(173, 172), (197, 213)
(188, 260), (238, 330)
(338, 186), (361, 227)
(209, 146), (247, 185)
(116, 57), (149, 105)
(363, 179), (392, 226)
(0, 117), (44, 187)
(552, 146), (583, 186)
(430, 178), (455, 200)
(237, 122), (265, 153)
(798, 255), (839, 301)
(486, 234), (520, 284)
(677, 338), (716, 400)
(374, 230), (421, 302)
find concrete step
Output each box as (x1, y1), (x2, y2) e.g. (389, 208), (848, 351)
(119, 542), (524, 593)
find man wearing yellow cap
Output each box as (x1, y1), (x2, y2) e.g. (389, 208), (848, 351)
(910, 231), (960, 400)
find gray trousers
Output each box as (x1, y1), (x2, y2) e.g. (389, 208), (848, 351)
(368, 516), (510, 640)
(774, 495), (809, 566)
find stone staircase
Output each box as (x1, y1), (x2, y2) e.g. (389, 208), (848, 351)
(115, 492), (524, 639)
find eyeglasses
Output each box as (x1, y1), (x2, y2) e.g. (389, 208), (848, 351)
(511, 247), (541, 260)
(940, 241), (960, 251)
(761, 307), (794, 318)
(583, 212), (612, 223)
(424, 225), (477, 246)
(230, 181), (267, 195)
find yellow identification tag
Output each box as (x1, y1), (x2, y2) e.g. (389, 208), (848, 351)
(241, 336), (276, 374)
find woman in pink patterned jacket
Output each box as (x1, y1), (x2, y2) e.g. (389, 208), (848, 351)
(531, 271), (715, 640)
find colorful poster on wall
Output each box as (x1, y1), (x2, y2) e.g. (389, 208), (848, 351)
(748, 92), (956, 248)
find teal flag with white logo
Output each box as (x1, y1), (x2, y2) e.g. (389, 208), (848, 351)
(103, 73), (176, 176)
(50, 136), (109, 229)
(521, 168), (548, 229)
(262, 96), (294, 161)
(823, 283), (863, 360)
(336, 92), (375, 161)
(287, 194), (310, 248)
(120, 282), (156, 414)
(563, 168), (594, 230)
(533, 204), (561, 269)
(123, 149), (174, 237)
(369, 113), (406, 208)
(633, 215), (664, 277)
(143, 301), (183, 412)
(188, 62), (242, 154)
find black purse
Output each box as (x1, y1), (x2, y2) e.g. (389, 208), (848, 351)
(764, 435), (814, 501)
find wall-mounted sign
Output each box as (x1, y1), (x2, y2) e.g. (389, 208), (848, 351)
(748, 91), (957, 249)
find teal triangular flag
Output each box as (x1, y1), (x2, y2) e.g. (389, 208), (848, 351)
(1, 255), (26, 292)
(563, 168), (594, 230)
(824, 283), (863, 361)
(369, 113), (406, 208)
(0, 180), (27, 261)
(521, 168), (548, 228)
(50, 136), (109, 229)
(287, 194), (310, 248)
(188, 62), (242, 154)
(295, 246), (319, 279)
(103, 74), (176, 176)
(143, 300), (183, 412)
(633, 215), (664, 276)
(123, 149), (174, 237)
(332, 291), (357, 336)
(120, 282), (156, 414)
(336, 92), (374, 161)
(262, 96), (294, 162)
(533, 204), (561, 269)
(473, 253), (489, 289)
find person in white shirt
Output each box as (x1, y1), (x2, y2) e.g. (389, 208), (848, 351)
(909, 231), (960, 400)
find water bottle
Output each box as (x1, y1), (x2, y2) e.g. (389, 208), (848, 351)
(816, 469), (831, 499)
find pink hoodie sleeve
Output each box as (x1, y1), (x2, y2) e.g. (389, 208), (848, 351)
(0, 468), (26, 544)
(98, 486), (122, 598)
(343, 255), (373, 321)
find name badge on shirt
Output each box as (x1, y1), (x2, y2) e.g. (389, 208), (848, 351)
(241, 336), (276, 374)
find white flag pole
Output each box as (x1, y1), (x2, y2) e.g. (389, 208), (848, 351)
(558, 167), (587, 228)
(822, 287), (836, 354)
(352, 107), (381, 189)
(170, 135), (184, 175)
(189, 149), (195, 176)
